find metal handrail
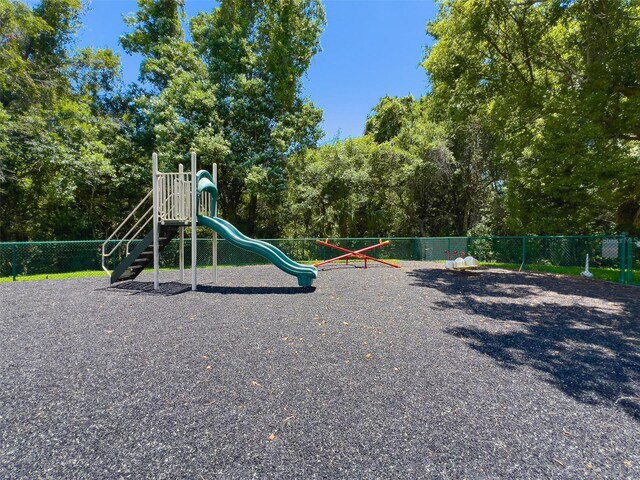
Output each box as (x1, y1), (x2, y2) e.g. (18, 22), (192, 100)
(124, 206), (154, 255)
(124, 190), (186, 254)
(101, 170), (210, 278)
(103, 204), (152, 257)
(101, 189), (152, 275)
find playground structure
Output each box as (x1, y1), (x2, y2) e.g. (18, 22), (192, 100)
(102, 153), (317, 289)
(444, 250), (481, 271)
(314, 239), (400, 269)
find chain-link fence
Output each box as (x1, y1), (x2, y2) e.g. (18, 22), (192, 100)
(417, 235), (636, 284)
(1, 234), (637, 285)
(1, 240), (107, 281)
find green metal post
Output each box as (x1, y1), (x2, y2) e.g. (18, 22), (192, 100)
(627, 238), (634, 285)
(619, 233), (627, 284)
(521, 237), (527, 271)
(12, 243), (17, 281)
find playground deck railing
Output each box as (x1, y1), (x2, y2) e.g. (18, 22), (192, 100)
(0, 235), (637, 285)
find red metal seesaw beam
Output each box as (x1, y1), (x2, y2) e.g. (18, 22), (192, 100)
(315, 247), (396, 268)
(314, 240), (400, 269)
(317, 239), (389, 257)
(316, 240), (388, 267)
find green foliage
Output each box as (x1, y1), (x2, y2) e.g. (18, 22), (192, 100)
(364, 95), (414, 143)
(423, 0), (640, 235)
(0, 0), (144, 241)
(287, 137), (374, 237)
(121, 0), (200, 90)
(188, 0), (325, 235)
(118, 0), (326, 236)
(70, 48), (121, 103)
(1, 0), (327, 241)
(286, 92), (503, 238)
(287, 131), (453, 238)
(3, 0), (639, 242)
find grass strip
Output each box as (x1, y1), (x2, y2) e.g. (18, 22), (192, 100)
(484, 262), (620, 282)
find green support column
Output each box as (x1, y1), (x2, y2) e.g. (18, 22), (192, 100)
(627, 238), (634, 285)
(12, 243), (17, 281)
(619, 233), (627, 284)
(521, 237), (527, 271)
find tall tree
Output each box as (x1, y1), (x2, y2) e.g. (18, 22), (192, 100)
(191, 0), (325, 235)
(120, 0), (211, 168)
(0, 0), (131, 241)
(424, 0), (640, 235)
(120, 0), (200, 91)
(120, 0), (325, 236)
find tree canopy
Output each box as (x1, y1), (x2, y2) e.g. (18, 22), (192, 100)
(1, 0), (638, 241)
(423, 0), (640, 234)
(0, 0), (141, 241)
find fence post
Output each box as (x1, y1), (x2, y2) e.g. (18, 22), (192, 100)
(619, 233), (627, 284)
(12, 243), (17, 281)
(627, 237), (634, 285)
(521, 237), (527, 271)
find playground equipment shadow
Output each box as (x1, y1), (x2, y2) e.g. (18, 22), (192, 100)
(107, 280), (315, 296)
(0, 262), (638, 479)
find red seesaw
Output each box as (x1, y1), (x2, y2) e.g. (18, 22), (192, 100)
(314, 239), (401, 269)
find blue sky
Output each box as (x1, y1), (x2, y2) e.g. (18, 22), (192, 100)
(73, 0), (438, 140)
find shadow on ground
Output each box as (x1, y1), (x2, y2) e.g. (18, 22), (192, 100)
(316, 264), (377, 271)
(105, 281), (191, 296)
(197, 285), (315, 295)
(408, 267), (640, 421)
(105, 281), (314, 296)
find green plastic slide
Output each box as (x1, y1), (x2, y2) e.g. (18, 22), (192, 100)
(198, 215), (317, 287)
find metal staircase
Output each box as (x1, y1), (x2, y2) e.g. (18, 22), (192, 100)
(110, 225), (179, 284)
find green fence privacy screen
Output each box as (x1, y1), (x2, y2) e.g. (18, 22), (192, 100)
(0, 235), (637, 285)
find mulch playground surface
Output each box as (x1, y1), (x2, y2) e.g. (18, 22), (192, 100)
(1, 262), (638, 479)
